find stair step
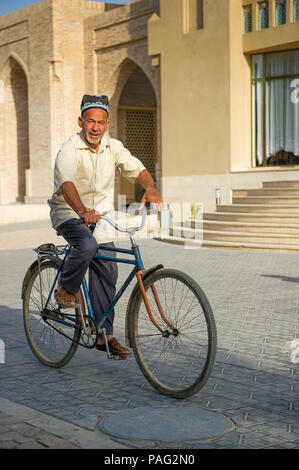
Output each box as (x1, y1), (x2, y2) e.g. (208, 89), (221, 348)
(161, 180), (299, 251)
(232, 196), (299, 205)
(204, 212), (299, 224)
(263, 180), (299, 188)
(217, 204), (299, 214)
(233, 188), (299, 197)
(197, 219), (299, 234)
(170, 226), (299, 246)
(157, 234), (299, 252)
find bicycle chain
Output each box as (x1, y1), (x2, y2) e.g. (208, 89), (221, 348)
(42, 310), (98, 349)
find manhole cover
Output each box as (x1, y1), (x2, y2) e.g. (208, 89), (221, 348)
(98, 407), (234, 443)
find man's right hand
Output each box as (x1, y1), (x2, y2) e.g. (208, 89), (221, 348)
(79, 210), (100, 225)
(61, 182), (100, 226)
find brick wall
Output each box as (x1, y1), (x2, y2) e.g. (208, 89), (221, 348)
(0, 0), (161, 204)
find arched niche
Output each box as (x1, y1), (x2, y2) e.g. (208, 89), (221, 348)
(0, 56), (29, 202)
(106, 59), (158, 205)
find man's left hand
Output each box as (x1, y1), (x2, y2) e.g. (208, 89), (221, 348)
(140, 187), (164, 212)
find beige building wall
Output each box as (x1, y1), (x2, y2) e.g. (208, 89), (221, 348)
(229, 0), (252, 173)
(149, 0), (231, 178)
(148, 0), (234, 210)
(148, 0), (299, 211)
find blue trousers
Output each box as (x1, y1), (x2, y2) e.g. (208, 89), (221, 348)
(56, 218), (118, 335)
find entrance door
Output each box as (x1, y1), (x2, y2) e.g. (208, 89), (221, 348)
(117, 64), (157, 205)
(119, 106), (156, 204)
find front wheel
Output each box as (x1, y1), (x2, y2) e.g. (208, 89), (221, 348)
(23, 258), (83, 368)
(128, 268), (217, 399)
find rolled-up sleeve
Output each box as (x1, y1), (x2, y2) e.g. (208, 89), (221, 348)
(114, 140), (146, 183)
(54, 141), (77, 192)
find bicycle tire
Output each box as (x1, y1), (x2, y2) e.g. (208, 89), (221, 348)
(128, 268), (217, 399)
(23, 258), (83, 368)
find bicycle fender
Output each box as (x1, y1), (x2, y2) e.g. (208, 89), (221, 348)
(21, 257), (51, 299)
(125, 264), (164, 348)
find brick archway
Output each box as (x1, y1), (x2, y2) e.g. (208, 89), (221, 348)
(107, 58), (160, 205)
(0, 57), (29, 203)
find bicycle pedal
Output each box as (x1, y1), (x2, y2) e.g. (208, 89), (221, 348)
(104, 350), (127, 360)
(56, 303), (79, 310)
(110, 354), (127, 361)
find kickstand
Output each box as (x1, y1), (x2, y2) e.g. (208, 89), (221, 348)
(102, 328), (113, 360)
(101, 328), (127, 361)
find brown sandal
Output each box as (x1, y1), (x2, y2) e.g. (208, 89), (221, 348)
(95, 337), (132, 356)
(54, 285), (76, 308)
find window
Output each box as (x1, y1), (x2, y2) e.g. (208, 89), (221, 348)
(294, 0), (299, 21)
(183, 0), (204, 33)
(244, 5), (252, 33)
(275, 0), (286, 25)
(197, 0), (203, 30)
(252, 50), (299, 166)
(258, 1), (269, 29)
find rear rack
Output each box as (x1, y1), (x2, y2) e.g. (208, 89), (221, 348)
(34, 243), (69, 257)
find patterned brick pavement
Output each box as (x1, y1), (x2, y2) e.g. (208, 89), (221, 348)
(0, 220), (298, 449)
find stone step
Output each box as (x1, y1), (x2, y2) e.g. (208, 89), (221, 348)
(216, 204), (299, 214)
(158, 234), (299, 252)
(193, 219), (299, 234)
(232, 196), (299, 205)
(170, 225), (299, 246)
(263, 180), (299, 188)
(233, 188), (299, 197)
(203, 211), (299, 224)
(160, 180), (299, 252)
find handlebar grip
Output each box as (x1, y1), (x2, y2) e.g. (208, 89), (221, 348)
(77, 218), (96, 233)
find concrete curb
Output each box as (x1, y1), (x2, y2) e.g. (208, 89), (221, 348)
(0, 397), (130, 449)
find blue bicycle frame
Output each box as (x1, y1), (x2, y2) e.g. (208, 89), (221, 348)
(82, 243), (144, 329)
(44, 242), (145, 332)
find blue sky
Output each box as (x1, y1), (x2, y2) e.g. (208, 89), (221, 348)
(0, 0), (129, 17)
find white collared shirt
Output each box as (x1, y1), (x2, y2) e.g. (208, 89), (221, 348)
(48, 131), (145, 242)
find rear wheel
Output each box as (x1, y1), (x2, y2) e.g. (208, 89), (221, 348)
(129, 268), (217, 399)
(23, 259), (83, 368)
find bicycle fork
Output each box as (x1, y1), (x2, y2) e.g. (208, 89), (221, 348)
(135, 271), (178, 337)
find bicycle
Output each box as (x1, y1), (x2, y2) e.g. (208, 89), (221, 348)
(22, 211), (217, 399)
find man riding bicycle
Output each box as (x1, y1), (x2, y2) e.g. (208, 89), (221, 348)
(48, 94), (163, 357)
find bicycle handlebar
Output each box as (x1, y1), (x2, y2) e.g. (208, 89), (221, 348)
(77, 208), (148, 234)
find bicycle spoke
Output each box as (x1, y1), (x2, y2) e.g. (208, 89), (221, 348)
(131, 269), (216, 398)
(23, 260), (81, 368)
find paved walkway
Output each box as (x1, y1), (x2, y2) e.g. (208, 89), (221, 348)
(0, 219), (299, 450)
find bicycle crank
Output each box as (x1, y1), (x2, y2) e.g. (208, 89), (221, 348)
(42, 309), (98, 349)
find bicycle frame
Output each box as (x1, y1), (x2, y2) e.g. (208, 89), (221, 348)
(41, 211), (174, 338)
(82, 243), (144, 331)
(43, 242), (143, 331)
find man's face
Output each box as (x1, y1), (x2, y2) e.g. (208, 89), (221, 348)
(78, 108), (109, 148)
